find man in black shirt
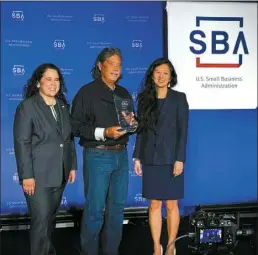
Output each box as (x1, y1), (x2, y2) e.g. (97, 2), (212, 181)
(71, 48), (136, 255)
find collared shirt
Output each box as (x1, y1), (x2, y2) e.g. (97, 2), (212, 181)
(71, 79), (133, 148)
(49, 104), (60, 122)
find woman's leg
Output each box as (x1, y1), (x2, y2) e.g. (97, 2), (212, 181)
(47, 185), (65, 255)
(25, 187), (54, 255)
(25, 185), (64, 255)
(149, 199), (163, 255)
(165, 200), (180, 255)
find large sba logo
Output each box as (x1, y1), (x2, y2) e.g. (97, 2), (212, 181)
(189, 17), (249, 68)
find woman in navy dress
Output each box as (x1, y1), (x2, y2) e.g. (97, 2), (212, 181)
(133, 58), (189, 255)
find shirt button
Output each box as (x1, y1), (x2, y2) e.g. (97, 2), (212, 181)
(60, 144), (63, 147)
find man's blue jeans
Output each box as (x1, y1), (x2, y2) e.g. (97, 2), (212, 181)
(80, 147), (129, 255)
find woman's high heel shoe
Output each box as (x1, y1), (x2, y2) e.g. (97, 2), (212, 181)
(165, 244), (176, 255)
(153, 244), (163, 255)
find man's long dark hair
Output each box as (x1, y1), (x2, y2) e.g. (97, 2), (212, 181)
(91, 47), (123, 82)
(23, 63), (68, 105)
(137, 58), (177, 132)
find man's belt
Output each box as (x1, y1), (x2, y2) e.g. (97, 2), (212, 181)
(95, 144), (126, 151)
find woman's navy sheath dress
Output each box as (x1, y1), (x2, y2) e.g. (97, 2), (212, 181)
(142, 98), (184, 200)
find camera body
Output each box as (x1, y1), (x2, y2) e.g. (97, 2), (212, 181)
(189, 210), (238, 254)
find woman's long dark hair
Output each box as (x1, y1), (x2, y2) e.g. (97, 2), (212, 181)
(23, 63), (68, 105)
(137, 58), (177, 132)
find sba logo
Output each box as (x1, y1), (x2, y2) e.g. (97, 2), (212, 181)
(132, 40), (143, 49)
(189, 17), (249, 68)
(93, 14), (105, 23)
(54, 40), (65, 49)
(13, 65), (25, 75)
(12, 11), (24, 21)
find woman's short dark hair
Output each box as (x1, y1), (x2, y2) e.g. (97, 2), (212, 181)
(91, 47), (123, 80)
(23, 63), (68, 105)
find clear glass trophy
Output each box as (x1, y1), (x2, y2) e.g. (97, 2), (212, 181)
(113, 93), (138, 133)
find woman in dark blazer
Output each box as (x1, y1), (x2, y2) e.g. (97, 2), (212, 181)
(133, 58), (189, 255)
(13, 63), (77, 255)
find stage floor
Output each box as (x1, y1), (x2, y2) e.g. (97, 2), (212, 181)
(1, 216), (256, 255)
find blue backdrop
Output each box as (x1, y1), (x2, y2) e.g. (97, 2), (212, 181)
(1, 2), (257, 216)
(1, 1), (165, 214)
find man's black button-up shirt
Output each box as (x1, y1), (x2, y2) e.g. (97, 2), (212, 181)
(71, 79), (133, 148)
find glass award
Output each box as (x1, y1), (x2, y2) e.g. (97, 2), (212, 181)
(113, 93), (137, 133)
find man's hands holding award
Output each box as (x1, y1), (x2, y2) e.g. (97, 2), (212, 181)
(104, 95), (138, 140)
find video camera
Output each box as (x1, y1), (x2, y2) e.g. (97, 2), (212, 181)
(188, 209), (253, 254)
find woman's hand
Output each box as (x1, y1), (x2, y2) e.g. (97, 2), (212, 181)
(173, 161), (184, 177)
(134, 159), (142, 176)
(23, 178), (35, 195)
(68, 170), (76, 183)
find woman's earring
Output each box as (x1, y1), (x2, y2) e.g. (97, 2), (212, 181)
(168, 83), (171, 88)
(37, 82), (40, 88)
